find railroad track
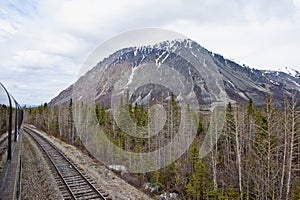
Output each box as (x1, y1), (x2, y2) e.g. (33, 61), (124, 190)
(24, 127), (108, 200)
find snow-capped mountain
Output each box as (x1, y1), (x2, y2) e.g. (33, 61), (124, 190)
(49, 39), (300, 107)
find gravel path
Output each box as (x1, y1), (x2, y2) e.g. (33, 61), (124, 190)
(21, 133), (63, 200)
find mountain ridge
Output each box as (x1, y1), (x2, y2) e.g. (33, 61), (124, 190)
(49, 39), (300, 107)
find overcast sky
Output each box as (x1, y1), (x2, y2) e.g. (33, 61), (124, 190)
(0, 0), (300, 105)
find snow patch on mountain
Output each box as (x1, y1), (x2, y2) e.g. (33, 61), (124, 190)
(278, 67), (299, 78)
(155, 51), (168, 67)
(127, 67), (136, 86)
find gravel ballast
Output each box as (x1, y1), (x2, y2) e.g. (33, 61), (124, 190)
(21, 133), (63, 199)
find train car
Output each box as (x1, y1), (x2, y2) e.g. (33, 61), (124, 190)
(0, 82), (23, 160)
(0, 82), (23, 199)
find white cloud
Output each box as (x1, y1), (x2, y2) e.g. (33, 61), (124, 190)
(0, 0), (299, 105)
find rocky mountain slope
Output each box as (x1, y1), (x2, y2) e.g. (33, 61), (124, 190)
(49, 39), (300, 107)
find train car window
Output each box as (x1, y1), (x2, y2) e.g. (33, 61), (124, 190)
(0, 85), (10, 135)
(18, 105), (23, 129)
(10, 95), (16, 137)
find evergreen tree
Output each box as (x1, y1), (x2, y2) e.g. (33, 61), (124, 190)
(253, 94), (278, 199)
(197, 114), (204, 136)
(186, 140), (212, 199)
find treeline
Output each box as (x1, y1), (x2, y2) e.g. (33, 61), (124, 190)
(24, 101), (76, 144)
(24, 95), (300, 199)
